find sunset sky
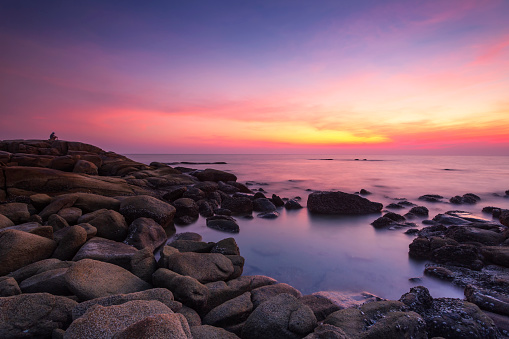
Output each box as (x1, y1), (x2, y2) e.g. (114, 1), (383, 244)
(1, 0), (508, 155)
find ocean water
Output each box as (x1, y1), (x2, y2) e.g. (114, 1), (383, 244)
(127, 154), (509, 300)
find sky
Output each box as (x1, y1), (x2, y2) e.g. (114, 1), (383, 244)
(1, 0), (509, 155)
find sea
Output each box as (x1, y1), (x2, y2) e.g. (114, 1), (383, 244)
(126, 154), (509, 300)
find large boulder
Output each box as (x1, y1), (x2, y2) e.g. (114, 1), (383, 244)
(72, 193), (121, 213)
(124, 217), (167, 251)
(119, 195), (176, 229)
(195, 169), (237, 182)
(191, 325), (241, 339)
(0, 293), (77, 339)
(0, 229), (57, 276)
(221, 196), (253, 215)
(0, 277), (21, 297)
(206, 215), (240, 233)
(242, 293), (317, 339)
(39, 195), (79, 220)
(65, 259), (151, 301)
(57, 207), (83, 225)
(63, 300), (176, 339)
(52, 225), (88, 260)
(73, 237), (138, 270)
(500, 209), (509, 227)
(0, 203), (30, 224)
(19, 267), (70, 295)
(73, 159), (98, 175)
(307, 191), (383, 215)
(0, 213), (14, 229)
(203, 291), (253, 329)
(77, 209), (128, 241)
(251, 283), (303, 308)
(112, 313), (192, 339)
(7, 258), (73, 284)
(163, 251), (235, 284)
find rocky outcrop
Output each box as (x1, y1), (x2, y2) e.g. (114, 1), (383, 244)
(307, 191), (383, 215)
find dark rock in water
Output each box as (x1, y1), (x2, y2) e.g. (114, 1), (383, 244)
(218, 181), (240, 194)
(257, 211), (279, 219)
(173, 198), (199, 225)
(359, 189), (371, 195)
(253, 198), (277, 212)
(431, 244), (483, 270)
(418, 194), (443, 202)
(408, 206), (429, 217)
(424, 266), (455, 281)
(211, 238), (240, 256)
(307, 191), (382, 215)
(400, 286), (500, 339)
(227, 181), (252, 194)
(162, 187), (187, 202)
(206, 215), (240, 233)
(409, 237), (432, 259)
(214, 208), (232, 216)
(386, 202), (405, 209)
(271, 194), (285, 207)
(253, 192), (266, 199)
(500, 209), (509, 227)
(451, 193), (481, 204)
(481, 246), (509, 268)
(464, 284), (509, 316)
(384, 212), (406, 222)
(405, 228), (419, 235)
(409, 277), (422, 282)
(371, 216), (395, 228)
(446, 225), (504, 246)
(284, 199), (303, 210)
(483, 206), (502, 218)
(197, 200), (214, 217)
(172, 232), (202, 242)
(194, 168), (237, 182)
(222, 196), (253, 215)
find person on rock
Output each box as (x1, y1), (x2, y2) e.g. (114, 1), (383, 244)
(49, 132), (58, 141)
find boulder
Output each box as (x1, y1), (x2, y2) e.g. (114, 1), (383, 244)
(481, 246), (509, 268)
(19, 267), (71, 295)
(253, 198), (277, 212)
(203, 292), (253, 328)
(500, 209), (509, 227)
(65, 259), (151, 301)
(124, 217), (167, 251)
(195, 168), (237, 182)
(431, 244), (482, 270)
(39, 195), (79, 220)
(307, 191), (382, 215)
(164, 251), (235, 284)
(242, 293), (317, 339)
(424, 266), (455, 281)
(119, 195), (176, 229)
(162, 187), (187, 202)
(400, 285), (499, 338)
(52, 225), (88, 260)
(446, 226), (504, 246)
(221, 196), (253, 215)
(73, 237), (138, 270)
(168, 240), (215, 253)
(77, 209), (128, 241)
(152, 268), (209, 310)
(182, 187), (207, 201)
(130, 247), (158, 282)
(73, 160), (98, 175)
(197, 200), (214, 217)
(63, 300), (175, 339)
(251, 283), (303, 308)
(299, 295), (342, 322)
(191, 325), (241, 339)
(112, 313), (192, 339)
(173, 198), (199, 224)
(0, 229), (57, 276)
(72, 288), (180, 319)
(172, 232), (203, 241)
(218, 181), (240, 194)
(0, 277), (21, 297)
(7, 258), (73, 283)
(50, 155), (76, 172)
(0, 221), (53, 239)
(0, 293), (77, 338)
(57, 207), (83, 225)
(0, 202), (30, 224)
(418, 194), (443, 202)
(465, 285), (509, 316)
(47, 214), (70, 231)
(211, 237), (240, 255)
(303, 324), (349, 339)
(177, 305), (201, 326)
(0, 213), (14, 229)
(206, 215), (240, 233)
(226, 255), (245, 280)
(450, 193), (481, 204)
(284, 199), (303, 210)
(72, 193), (120, 213)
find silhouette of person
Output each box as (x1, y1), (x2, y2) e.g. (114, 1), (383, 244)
(49, 132), (58, 141)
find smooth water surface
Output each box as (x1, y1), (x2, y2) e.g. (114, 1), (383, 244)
(127, 154), (509, 300)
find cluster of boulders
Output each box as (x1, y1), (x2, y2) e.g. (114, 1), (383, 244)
(0, 139), (505, 338)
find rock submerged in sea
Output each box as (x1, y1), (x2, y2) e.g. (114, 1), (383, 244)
(307, 191), (382, 215)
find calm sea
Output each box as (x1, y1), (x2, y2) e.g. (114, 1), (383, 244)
(126, 154), (509, 300)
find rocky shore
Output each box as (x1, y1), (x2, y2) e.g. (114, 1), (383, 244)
(0, 139), (507, 338)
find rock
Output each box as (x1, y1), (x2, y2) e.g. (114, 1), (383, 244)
(39, 195), (79, 220)
(130, 247), (157, 282)
(409, 237), (431, 259)
(431, 244), (483, 270)
(152, 268), (209, 310)
(424, 266), (455, 281)
(182, 187), (207, 201)
(0, 277), (21, 297)
(162, 187), (187, 202)
(226, 255), (245, 280)
(197, 200), (214, 217)
(483, 311), (509, 337)
(371, 216), (395, 228)
(119, 195), (176, 229)
(72, 288), (180, 319)
(50, 155), (76, 171)
(29, 193), (52, 210)
(73, 237), (138, 270)
(195, 168), (237, 182)
(418, 194), (443, 202)
(0, 293), (77, 339)
(400, 286), (499, 338)
(450, 193), (481, 204)
(271, 194), (285, 207)
(221, 196), (253, 215)
(500, 209), (509, 227)
(408, 206), (429, 217)
(63, 300), (175, 339)
(0, 221), (53, 239)
(284, 199), (303, 210)
(0, 229), (57, 276)
(7, 258), (72, 283)
(191, 325), (241, 339)
(203, 291), (253, 328)
(242, 293), (317, 339)
(164, 251), (235, 284)
(257, 211), (279, 218)
(47, 213), (70, 231)
(311, 291), (383, 309)
(57, 207), (82, 225)
(253, 198), (277, 212)
(211, 237), (240, 255)
(177, 305), (202, 326)
(172, 232), (203, 241)
(77, 209), (128, 241)
(465, 285), (509, 316)
(446, 225), (504, 246)
(65, 259), (151, 301)
(299, 295), (342, 322)
(168, 240), (215, 253)
(206, 215), (240, 233)
(173, 198), (199, 224)
(0, 202), (30, 224)
(112, 313), (192, 339)
(303, 324), (349, 339)
(19, 267), (71, 295)
(52, 225), (88, 260)
(251, 283), (303, 308)
(124, 217), (167, 251)
(307, 191), (383, 215)
(73, 159), (98, 175)
(72, 193), (120, 213)
(325, 300), (426, 339)
(481, 246), (509, 268)
(0, 214), (14, 229)
(405, 228), (419, 235)
(218, 181), (240, 194)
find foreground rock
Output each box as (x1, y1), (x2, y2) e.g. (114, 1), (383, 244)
(307, 191), (383, 215)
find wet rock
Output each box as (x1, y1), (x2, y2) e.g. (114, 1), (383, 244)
(221, 196), (253, 215)
(285, 199), (303, 210)
(206, 215), (240, 233)
(405, 228), (419, 235)
(168, 240), (215, 253)
(119, 195), (176, 229)
(218, 181), (240, 194)
(0, 293), (77, 339)
(400, 286), (499, 339)
(194, 168), (237, 182)
(73, 237), (138, 270)
(182, 187), (206, 201)
(465, 285), (509, 316)
(214, 208), (232, 216)
(307, 191), (382, 215)
(65, 258), (151, 301)
(64, 300), (176, 339)
(303, 323), (349, 339)
(152, 268), (209, 310)
(409, 237), (431, 259)
(418, 194), (444, 202)
(299, 294), (342, 322)
(408, 206), (429, 217)
(431, 244), (483, 270)
(311, 291), (383, 309)
(0, 202), (30, 224)
(0, 277), (21, 297)
(78, 208), (128, 241)
(253, 198), (277, 212)
(0, 229), (57, 276)
(450, 193), (481, 204)
(52, 225), (88, 260)
(72, 193), (121, 213)
(424, 266), (455, 281)
(446, 225), (504, 246)
(371, 216), (395, 228)
(113, 313), (192, 339)
(481, 246), (509, 268)
(172, 232), (203, 241)
(124, 217), (167, 251)
(72, 288), (180, 319)
(271, 194), (285, 207)
(243, 293), (317, 339)
(386, 202), (405, 209)
(251, 283), (303, 308)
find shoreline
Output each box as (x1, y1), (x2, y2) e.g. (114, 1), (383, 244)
(0, 139), (508, 338)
